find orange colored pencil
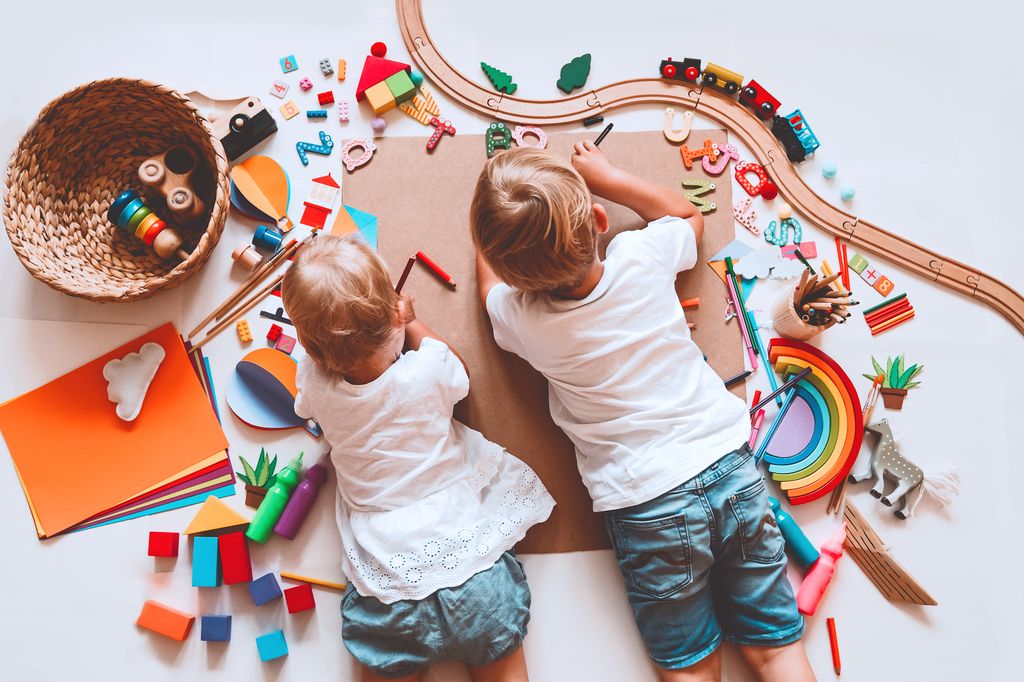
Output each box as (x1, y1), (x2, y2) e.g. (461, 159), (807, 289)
(827, 617), (841, 675)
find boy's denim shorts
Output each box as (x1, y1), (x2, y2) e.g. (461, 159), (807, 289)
(341, 552), (530, 678)
(604, 444), (804, 670)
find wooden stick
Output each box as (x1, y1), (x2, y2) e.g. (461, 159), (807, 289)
(280, 571), (347, 592)
(191, 274), (285, 351)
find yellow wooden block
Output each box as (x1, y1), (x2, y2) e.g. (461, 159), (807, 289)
(337, 59), (347, 82)
(364, 81), (396, 115)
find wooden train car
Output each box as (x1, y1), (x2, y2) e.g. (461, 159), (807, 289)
(739, 79), (781, 120)
(660, 57), (702, 83)
(701, 62), (743, 94)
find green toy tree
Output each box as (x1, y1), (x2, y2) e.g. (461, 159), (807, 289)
(481, 62), (517, 95)
(557, 53), (592, 94)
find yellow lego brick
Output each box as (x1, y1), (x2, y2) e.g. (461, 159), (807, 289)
(364, 81), (396, 115)
(236, 319), (252, 344)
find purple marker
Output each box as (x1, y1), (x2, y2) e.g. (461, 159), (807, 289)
(274, 461), (328, 539)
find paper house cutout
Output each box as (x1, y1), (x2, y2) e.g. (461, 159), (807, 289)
(299, 173), (340, 230)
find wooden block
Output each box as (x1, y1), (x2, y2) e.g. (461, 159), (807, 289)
(201, 614), (232, 642)
(279, 55), (298, 73)
(385, 70), (416, 104)
(184, 496), (250, 536)
(364, 81), (396, 115)
(248, 572), (283, 606)
(192, 535), (220, 588)
(148, 531), (179, 557)
(847, 252), (869, 274)
(256, 629), (289, 661)
(284, 583), (316, 614)
(279, 101), (300, 120)
(269, 80), (289, 99)
(873, 275), (895, 296)
(137, 600), (194, 641)
(275, 333), (296, 355)
(860, 266), (879, 286)
(218, 531), (253, 585)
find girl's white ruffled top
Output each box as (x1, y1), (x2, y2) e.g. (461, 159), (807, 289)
(295, 338), (555, 604)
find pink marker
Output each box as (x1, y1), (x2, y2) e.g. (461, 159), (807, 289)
(748, 409), (766, 448)
(724, 271), (758, 370)
(796, 522), (846, 616)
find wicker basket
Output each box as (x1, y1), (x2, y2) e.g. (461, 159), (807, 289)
(3, 78), (229, 302)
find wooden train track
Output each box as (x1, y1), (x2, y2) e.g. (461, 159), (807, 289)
(396, 0), (1024, 333)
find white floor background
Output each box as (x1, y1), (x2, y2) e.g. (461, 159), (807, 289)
(1, 1), (1021, 680)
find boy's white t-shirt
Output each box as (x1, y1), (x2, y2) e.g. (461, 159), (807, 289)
(486, 216), (750, 512)
(294, 338), (554, 604)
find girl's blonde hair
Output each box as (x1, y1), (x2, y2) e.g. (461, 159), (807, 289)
(470, 147), (596, 292)
(281, 234), (399, 375)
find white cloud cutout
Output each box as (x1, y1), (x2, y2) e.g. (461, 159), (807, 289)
(102, 342), (166, 421)
(735, 245), (807, 280)
(770, 256), (807, 279)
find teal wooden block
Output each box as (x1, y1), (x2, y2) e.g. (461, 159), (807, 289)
(256, 629), (288, 661)
(192, 536), (220, 588)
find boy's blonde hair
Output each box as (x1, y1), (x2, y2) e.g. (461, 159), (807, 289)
(282, 234), (399, 375)
(470, 147), (596, 292)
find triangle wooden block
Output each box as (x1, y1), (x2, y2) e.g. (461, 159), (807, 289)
(356, 55), (411, 100)
(184, 496), (249, 536)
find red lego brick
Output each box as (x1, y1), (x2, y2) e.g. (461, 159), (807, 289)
(284, 583), (316, 614)
(148, 531), (179, 558)
(218, 531), (253, 585)
(317, 91), (335, 106)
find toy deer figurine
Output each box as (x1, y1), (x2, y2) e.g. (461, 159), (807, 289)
(847, 419), (959, 520)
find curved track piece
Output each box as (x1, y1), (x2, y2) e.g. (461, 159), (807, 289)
(397, 0), (1023, 333)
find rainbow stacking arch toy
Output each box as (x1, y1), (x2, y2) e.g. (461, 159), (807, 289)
(762, 338), (863, 504)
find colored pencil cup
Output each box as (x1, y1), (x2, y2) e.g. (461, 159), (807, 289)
(772, 289), (823, 341)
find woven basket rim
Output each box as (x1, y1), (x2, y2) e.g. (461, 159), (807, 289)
(2, 77), (230, 302)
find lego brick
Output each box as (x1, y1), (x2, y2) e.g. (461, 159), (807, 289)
(284, 583), (316, 614)
(236, 319), (252, 344)
(319, 58), (334, 77)
(279, 101), (300, 120)
(267, 324), (283, 342)
(306, 110), (328, 119)
(299, 77), (313, 91)
(279, 55), (298, 74)
(256, 629), (289, 662)
(269, 80), (289, 99)
(337, 59), (347, 81)
(191, 535), (220, 588)
(137, 600), (194, 641)
(364, 81), (396, 115)
(317, 90), (335, 106)
(201, 615), (232, 642)
(218, 531), (253, 585)
(337, 100), (350, 123)
(148, 531), (179, 557)
(248, 572), (283, 606)
(385, 70), (416, 104)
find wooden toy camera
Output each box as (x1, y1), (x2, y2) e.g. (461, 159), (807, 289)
(138, 145), (206, 222)
(208, 96), (278, 161)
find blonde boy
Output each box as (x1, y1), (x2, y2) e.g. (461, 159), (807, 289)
(471, 145), (814, 682)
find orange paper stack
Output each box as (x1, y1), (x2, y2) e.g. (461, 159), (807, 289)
(0, 323), (232, 538)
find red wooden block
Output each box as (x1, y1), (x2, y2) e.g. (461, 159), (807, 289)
(267, 323), (283, 342)
(317, 91), (335, 106)
(148, 531), (179, 557)
(218, 531), (253, 585)
(284, 583), (316, 614)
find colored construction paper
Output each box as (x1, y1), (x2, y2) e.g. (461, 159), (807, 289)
(346, 205), (379, 249)
(710, 239), (755, 262)
(226, 348), (321, 437)
(0, 323), (230, 538)
(329, 203), (359, 237)
(230, 156), (292, 229)
(75, 482), (235, 532)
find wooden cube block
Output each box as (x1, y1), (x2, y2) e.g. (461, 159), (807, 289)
(847, 252), (869, 274)
(284, 583), (316, 614)
(201, 614), (232, 642)
(248, 572), (283, 606)
(269, 80), (289, 99)
(364, 81), (396, 115)
(218, 531), (252, 585)
(148, 531), (179, 558)
(192, 535), (220, 588)
(137, 600), (194, 641)
(256, 629), (289, 661)
(860, 266), (880, 286)
(279, 55), (298, 73)
(279, 101), (300, 120)
(873, 275), (895, 296)
(275, 333), (296, 355)
(385, 70), (416, 104)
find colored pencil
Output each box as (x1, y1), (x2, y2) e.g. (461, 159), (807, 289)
(819, 261), (843, 292)
(870, 310), (915, 335)
(865, 300), (912, 326)
(724, 259), (757, 369)
(416, 250), (456, 288)
(862, 293), (907, 316)
(827, 617), (841, 675)
(748, 310), (781, 405)
(755, 387), (798, 461)
(748, 409), (766, 448)
(750, 366), (812, 414)
(750, 390), (762, 412)
(594, 122), (614, 146)
(395, 255), (416, 294)
(724, 369), (752, 387)
(280, 571), (347, 591)
(840, 243), (850, 290)
(794, 249), (815, 275)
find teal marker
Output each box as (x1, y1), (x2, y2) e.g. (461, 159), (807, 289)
(769, 496), (820, 569)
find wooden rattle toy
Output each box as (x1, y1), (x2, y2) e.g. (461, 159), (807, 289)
(107, 190), (189, 260)
(847, 419), (959, 520)
(232, 244), (263, 272)
(138, 145), (206, 222)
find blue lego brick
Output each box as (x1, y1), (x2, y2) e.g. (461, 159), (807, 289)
(191, 536), (220, 588)
(248, 572), (282, 606)
(306, 109), (328, 119)
(256, 629), (289, 661)
(201, 614), (232, 642)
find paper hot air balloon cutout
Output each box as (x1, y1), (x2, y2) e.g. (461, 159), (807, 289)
(229, 156), (293, 231)
(226, 348), (320, 437)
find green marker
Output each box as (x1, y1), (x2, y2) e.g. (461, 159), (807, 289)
(246, 452), (303, 544)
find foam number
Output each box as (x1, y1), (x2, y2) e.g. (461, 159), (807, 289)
(764, 217), (802, 246)
(295, 131), (335, 166)
(735, 161), (778, 198)
(427, 117), (456, 152)
(702, 143), (740, 175)
(663, 107), (693, 143)
(682, 179), (716, 214)
(485, 122), (512, 157)
(340, 139), (377, 172)
(511, 125), (547, 149)
(680, 139), (717, 169)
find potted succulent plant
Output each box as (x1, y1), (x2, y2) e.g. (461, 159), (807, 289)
(863, 355), (922, 410)
(236, 448), (278, 509)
